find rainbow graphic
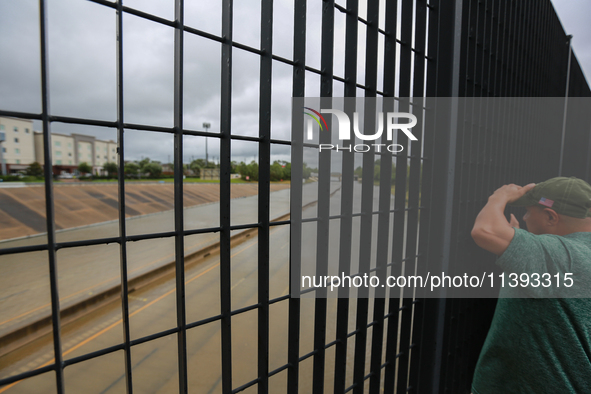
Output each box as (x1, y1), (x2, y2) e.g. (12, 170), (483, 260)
(303, 107), (329, 135)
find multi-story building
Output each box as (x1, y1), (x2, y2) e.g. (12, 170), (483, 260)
(0, 117), (36, 174)
(0, 117), (117, 176)
(0, 117), (117, 175)
(34, 131), (117, 175)
(94, 138), (118, 169)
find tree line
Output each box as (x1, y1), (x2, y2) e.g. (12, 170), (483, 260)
(77, 158), (317, 182)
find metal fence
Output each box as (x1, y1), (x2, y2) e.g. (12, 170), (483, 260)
(0, 0), (589, 393)
(419, 1), (591, 392)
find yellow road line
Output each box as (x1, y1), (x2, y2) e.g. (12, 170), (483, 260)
(0, 239), (258, 393)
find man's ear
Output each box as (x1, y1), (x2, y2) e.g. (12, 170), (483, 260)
(543, 208), (559, 226)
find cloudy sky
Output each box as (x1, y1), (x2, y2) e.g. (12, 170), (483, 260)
(0, 0), (589, 166)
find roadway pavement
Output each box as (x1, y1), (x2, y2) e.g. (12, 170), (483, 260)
(0, 223), (334, 393)
(0, 183), (338, 341)
(0, 181), (409, 393)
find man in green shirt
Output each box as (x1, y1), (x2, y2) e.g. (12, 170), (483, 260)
(470, 177), (591, 393)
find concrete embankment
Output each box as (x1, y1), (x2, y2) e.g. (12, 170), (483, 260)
(0, 183), (339, 358)
(0, 182), (290, 241)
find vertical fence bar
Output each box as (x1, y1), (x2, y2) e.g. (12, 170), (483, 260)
(333, 0), (359, 392)
(312, 0), (335, 392)
(173, 0), (188, 392)
(400, 0), (424, 389)
(258, 0), (273, 391)
(446, 0), (478, 387)
(115, 0), (133, 392)
(392, 0), (414, 391)
(288, 0), (306, 392)
(220, 0), (233, 392)
(367, 0), (391, 391)
(414, 0), (463, 391)
(351, 0), (380, 391)
(408, 0), (440, 389)
(39, 0), (65, 391)
(404, 0), (428, 390)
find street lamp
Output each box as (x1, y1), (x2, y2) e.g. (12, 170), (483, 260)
(203, 122), (211, 165)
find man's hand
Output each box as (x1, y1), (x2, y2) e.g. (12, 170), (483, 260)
(471, 183), (535, 256)
(509, 214), (519, 229)
(489, 183), (536, 204)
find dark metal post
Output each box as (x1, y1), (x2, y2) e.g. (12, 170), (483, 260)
(333, 1), (359, 393)
(288, 1), (306, 393)
(258, 0), (273, 391)
(173, 0), (188, 392)
(39, 0), (65, 392)
(115, 0), (133, 392)
(311, 1), (335, 393)
(220, 0), (233, 392)
(414, 0), (463, 392)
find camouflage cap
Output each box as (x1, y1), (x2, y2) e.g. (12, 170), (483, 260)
(510, 177), (591, 218)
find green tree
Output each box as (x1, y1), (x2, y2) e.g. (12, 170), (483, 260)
(374, 163), (381, 181)
(237, 161), (259, 181)
(270, 161), (283, 181)
(143, 162), (162, 178)
(281, 161), (291, 181)
(78, 162), (92, 175)
(25, 162), (43, 178)
(103, 162), (118, 178)
(138, 157), (150, 172)
(354, 166), (363, 179)
(302, 162), (317, 179)
(124, 162), (139, 176)
(189, 159), (206, 177)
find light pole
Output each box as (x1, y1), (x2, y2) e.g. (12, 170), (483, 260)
(203, 122), (210, 166)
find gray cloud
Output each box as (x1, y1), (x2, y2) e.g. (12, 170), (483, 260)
(551, 0), (591, 84)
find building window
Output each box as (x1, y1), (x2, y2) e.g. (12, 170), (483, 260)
(15, 148), (20, 154)
(25, 128), (30, 133)
(14, 138), (18, 143)
(88, 145), (91, 150)
(68, 152), (72, 157)
(56, 160), (62, 165)
(68, 143), (72, 148)
(69, 160), (72, 164)
(56, 151), (62, 156)
(16, 159), (21, 164)
(97, 155), (100, 159)
(104, 156), (107, 159)
(55, 141), (61, 147)
(112, 156), (115, 160)
(1, 147), (5, 153)
(0, 125), (4, 131)
(13, 127), (18, 132)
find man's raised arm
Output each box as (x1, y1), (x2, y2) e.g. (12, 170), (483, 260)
(471, 183), (535, 255)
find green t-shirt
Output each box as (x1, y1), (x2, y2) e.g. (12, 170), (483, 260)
(472, 228), (591, 394)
